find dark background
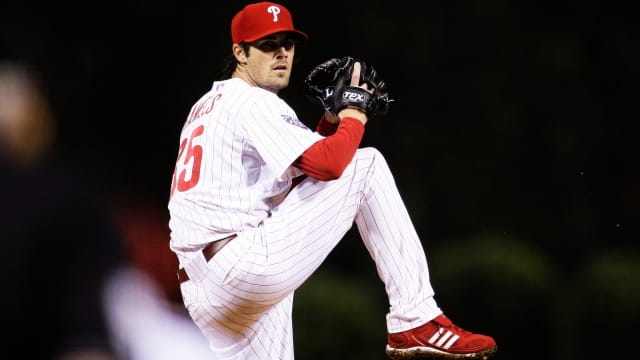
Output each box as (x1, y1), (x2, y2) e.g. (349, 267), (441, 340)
(2, 1), (638, 359)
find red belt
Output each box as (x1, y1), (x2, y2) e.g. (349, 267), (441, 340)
(177, 234), (237, 284)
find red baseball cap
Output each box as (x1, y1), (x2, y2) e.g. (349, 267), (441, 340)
(231, 2), (308, 44)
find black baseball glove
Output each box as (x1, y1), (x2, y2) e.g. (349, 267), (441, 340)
(304, 56), (393, 118)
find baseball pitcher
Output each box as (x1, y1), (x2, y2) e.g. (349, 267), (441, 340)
(168, 2), (497, 359)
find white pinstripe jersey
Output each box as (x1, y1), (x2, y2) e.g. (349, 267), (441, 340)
(168, 78), (322, 256)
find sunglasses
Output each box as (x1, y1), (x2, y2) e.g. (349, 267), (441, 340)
(249, 38), (296, 52)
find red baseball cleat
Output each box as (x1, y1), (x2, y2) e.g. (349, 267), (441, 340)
(385, 314), (497, 359)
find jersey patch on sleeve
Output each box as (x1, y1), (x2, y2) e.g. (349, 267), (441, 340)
(281, 115), (309, 130)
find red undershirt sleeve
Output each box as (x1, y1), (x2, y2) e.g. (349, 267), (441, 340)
(293, 117), (365, 181)
(316, 113), (339, 136)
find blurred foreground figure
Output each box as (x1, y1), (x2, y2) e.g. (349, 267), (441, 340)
(102, 196), (215, 360)
(0, 62), (124, 360)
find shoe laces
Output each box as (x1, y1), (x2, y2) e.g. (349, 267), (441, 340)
(433, 315), (473, 337)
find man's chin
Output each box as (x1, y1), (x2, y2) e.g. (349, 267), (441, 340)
(268, 79), (289, 93)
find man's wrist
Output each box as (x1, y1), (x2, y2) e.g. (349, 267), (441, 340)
(338, 108), (368, 125)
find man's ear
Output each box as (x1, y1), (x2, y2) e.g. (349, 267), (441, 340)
(233, 44), (248, 65)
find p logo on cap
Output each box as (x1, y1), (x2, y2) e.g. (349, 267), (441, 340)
(231, 2), (308, 44)
(267, 5), (280, 21)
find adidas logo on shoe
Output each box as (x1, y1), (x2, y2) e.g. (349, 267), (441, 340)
(385, 314), (497, 359)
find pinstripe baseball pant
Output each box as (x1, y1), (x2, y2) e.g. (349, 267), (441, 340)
(180, 147), (442, 359)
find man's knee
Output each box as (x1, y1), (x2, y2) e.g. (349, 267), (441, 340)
(356, 147), (384, 160)
(355, 147), (387, 166)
